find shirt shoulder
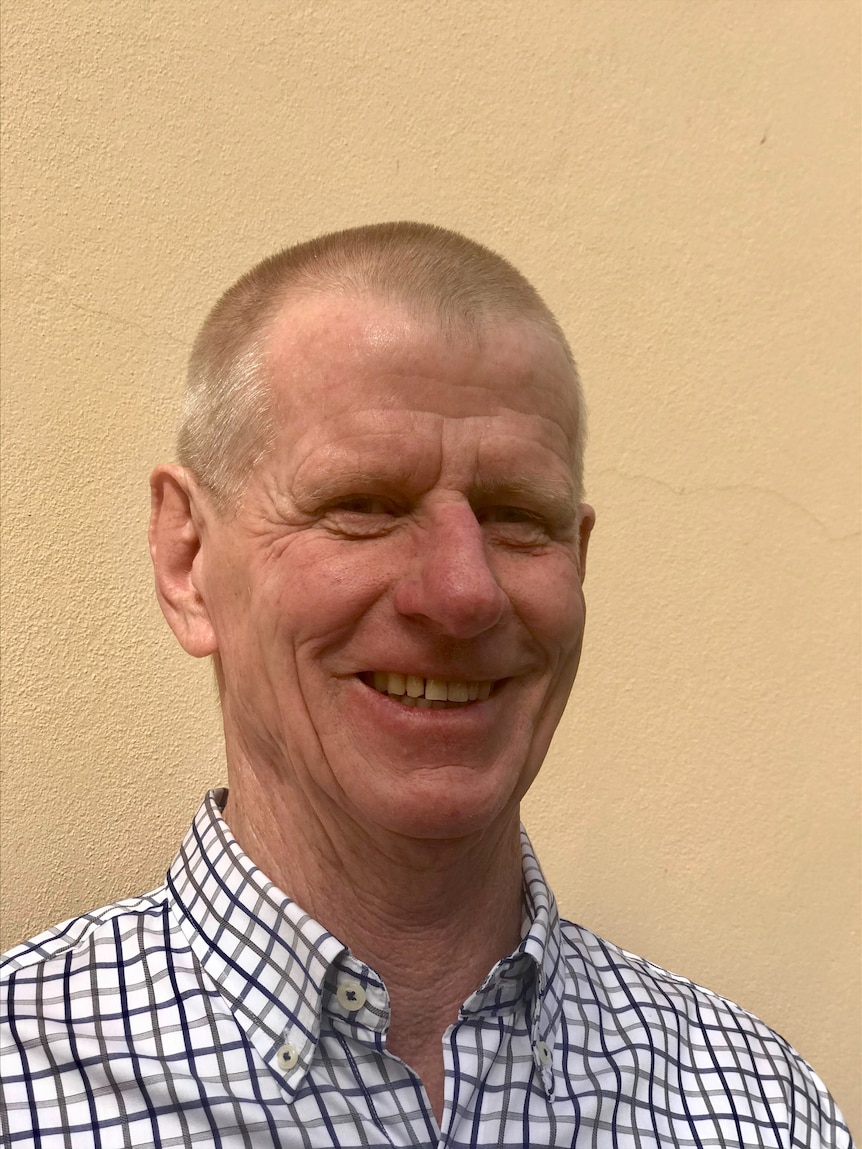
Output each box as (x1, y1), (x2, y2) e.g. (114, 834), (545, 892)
(557, 916), (806, 1045)
(556, 918), (854, 1148)
(0, 886), (169, 978)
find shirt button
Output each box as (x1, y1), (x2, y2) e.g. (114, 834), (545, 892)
(276, 1042), (299, 1071)
(336, 979), (367, 1011)
(536, 1040), (552, 1066)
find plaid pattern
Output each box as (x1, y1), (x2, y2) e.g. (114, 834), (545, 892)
(1, 790), (852, 1148)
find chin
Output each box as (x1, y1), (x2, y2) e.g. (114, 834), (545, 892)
(356, 771), (523, 842)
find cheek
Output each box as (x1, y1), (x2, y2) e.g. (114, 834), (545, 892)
(503, 555), (585, 652)
(269, 543), (394, 642)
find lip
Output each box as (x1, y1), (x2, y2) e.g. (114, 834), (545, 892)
(357, 670), (506, 687)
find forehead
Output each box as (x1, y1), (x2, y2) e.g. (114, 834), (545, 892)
(262, 292), (581, 465)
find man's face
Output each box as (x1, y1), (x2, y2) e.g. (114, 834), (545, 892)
(192, 294), (593, 841)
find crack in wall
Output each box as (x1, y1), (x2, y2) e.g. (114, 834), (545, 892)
(592, 466), (861, 543)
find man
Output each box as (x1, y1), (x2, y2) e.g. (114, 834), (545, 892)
(1, 223), (852, 1147)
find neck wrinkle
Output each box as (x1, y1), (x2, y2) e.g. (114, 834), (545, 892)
(223, 757), (525, 1025)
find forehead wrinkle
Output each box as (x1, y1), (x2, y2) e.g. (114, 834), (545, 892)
(288, 424), (444, 500)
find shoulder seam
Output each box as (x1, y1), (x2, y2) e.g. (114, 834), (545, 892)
(0, 888), (170, 977)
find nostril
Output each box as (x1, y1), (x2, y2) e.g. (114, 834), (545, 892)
(393, 576), (506, 638)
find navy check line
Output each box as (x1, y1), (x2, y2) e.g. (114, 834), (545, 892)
(1, 790), (854, 1148)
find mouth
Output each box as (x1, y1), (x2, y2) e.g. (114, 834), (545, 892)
(359, 671), (499, 709)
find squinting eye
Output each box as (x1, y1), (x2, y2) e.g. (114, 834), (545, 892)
(480, 506), (536, 524)
(337, 497), (392, 515)
(321, 495), (402, 540)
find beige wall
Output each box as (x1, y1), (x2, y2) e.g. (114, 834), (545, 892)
(1, 0), (859, 1132)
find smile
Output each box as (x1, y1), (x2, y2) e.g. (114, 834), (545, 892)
(364, 671), (495, 709)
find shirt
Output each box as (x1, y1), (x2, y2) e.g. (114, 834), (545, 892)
(0, 789), (853, 1149)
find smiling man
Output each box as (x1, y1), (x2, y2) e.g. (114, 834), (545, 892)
(0, 224), (852, 1148)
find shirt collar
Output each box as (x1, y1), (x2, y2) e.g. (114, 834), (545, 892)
(457, 825), (564, 1096)
(168, 790), (564, 1097)
(167, 789), (347, 1093)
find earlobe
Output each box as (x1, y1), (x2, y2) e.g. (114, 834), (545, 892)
(149, 465), (218, 657)
(577, 504), (595, 583)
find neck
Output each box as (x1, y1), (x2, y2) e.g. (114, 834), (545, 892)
(225, 760), (524, 969)
(224, 758), (525, 1102)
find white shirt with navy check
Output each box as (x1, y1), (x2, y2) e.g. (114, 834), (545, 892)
(1, 789), (853, 1148)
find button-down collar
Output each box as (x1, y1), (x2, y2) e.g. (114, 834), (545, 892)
(168, 789), (562, 1100)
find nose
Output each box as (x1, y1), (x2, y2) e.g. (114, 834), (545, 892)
(392, 502), (508, 638)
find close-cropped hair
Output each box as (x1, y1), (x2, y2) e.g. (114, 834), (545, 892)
(178, 221), (586, 511)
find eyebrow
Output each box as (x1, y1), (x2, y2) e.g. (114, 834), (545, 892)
(292, 464), (427, 508)
(291, 448), (580, 525)
(469, 475), (578, 513)
(298, 470), (576, 506)
(301, 459), (418, 488)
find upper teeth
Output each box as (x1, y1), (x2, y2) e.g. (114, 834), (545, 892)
(372, 672), (492, 702)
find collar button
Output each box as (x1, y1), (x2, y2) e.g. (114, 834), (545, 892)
(276, 1042), (299, 1071)
(336, 979), (367, 1011)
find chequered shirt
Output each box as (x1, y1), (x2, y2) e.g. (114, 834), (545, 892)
(1, 790), (853, 1148)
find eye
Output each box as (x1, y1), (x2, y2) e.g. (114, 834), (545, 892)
(321, 495), (402, 539)
(335, 496), (393, 515)
(479, 506), (537, 525)
(474, 504), (562, 547)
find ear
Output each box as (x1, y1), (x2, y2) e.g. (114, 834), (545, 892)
(576, 503), (595, 583)
(149, 465), (218, 657)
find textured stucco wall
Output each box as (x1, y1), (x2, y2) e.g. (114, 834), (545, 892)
(1, 0), (859, 1131)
